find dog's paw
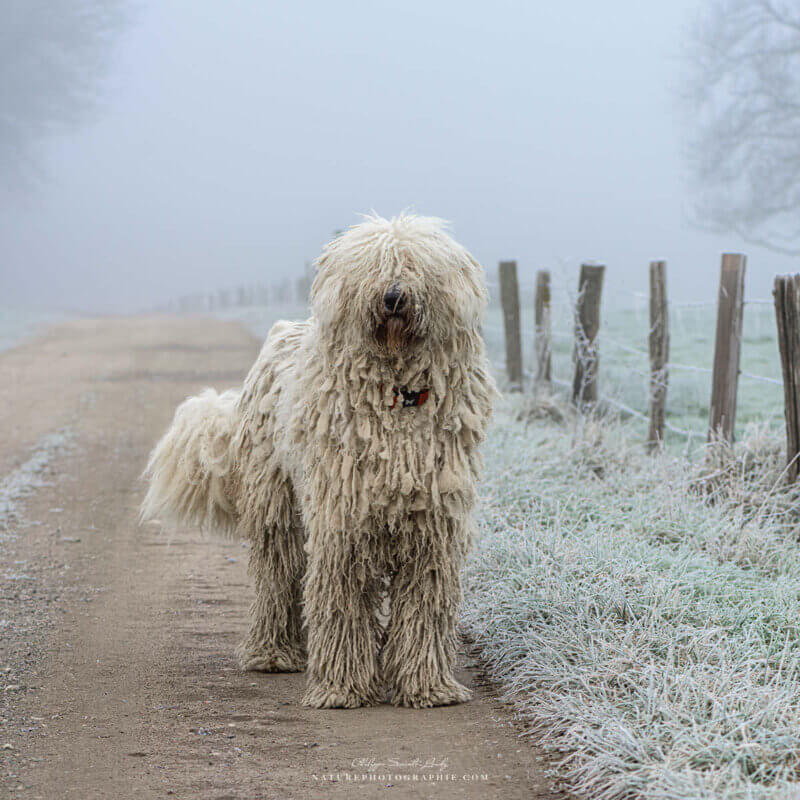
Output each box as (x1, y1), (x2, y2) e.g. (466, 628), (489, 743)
(237, 645), (306, 673)
(301, 683), (379, 709)
(390, 679), (472, 709)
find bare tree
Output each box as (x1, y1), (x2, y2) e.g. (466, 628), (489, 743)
(0, 0), (127, 193)
(685, 0), (800, 254)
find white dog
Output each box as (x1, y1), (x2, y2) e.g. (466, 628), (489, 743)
(142, 214), (495, 708)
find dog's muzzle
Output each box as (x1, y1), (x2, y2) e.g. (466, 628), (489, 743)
(376, 285), (415, 351)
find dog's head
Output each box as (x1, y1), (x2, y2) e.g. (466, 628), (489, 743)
(311, 214), (487, 356)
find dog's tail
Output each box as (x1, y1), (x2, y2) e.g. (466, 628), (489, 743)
(141, 388), (241, 537)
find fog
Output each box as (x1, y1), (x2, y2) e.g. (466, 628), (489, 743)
(2, 0), (795, 313)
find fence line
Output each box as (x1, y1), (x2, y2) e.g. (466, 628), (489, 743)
(494, 254), (795, 470)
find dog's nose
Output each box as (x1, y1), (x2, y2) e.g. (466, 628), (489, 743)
(384, 286), (406, 313)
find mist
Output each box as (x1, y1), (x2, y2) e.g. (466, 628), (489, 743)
(2, 0), (794, 313)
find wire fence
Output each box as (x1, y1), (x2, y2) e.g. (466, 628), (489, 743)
(483, 273), (785, 443)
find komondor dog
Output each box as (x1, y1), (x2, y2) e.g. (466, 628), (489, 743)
(141, 214), (496, 709)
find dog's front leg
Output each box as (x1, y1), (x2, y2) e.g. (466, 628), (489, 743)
(382, 512), (471, 708)
(301, 531), (383, 709)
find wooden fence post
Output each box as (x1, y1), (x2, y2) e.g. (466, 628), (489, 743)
(647, 261), (669, 450)
(499, 260), (523, 391)
(572, 264), (605, 408)
(708, 254), (746, 442)
(534, 270), (552, 387)
(773, 274), (800, 481)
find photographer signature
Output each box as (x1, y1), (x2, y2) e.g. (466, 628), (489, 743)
(352, 757), (449, 773)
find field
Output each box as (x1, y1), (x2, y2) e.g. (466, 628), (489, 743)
(220, 291), (800, 800)
(0, 308), (69, 354)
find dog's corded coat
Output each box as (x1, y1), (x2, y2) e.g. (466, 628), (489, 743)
(142, 214), (496, 708)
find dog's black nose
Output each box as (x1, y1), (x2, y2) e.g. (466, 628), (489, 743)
(384, 286), (406, 313)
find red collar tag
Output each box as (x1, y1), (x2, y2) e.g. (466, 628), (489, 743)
(388, 386), (429, 409)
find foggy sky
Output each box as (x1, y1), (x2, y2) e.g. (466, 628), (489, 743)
(2, 0), (795, 313)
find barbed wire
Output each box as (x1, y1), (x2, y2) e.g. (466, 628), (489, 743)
(471, 264), (784, 447)
(486, 326), (779, 380)
(485, 307), (783, 443)
(739, 370), (782, 386)
(667, 362), (712, 374)
(601, 337), (648, 358)
(545, 376), (701, 438)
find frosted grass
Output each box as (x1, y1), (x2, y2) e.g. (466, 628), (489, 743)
(0, 430), (73, 539)
(463, 397), (800, 799)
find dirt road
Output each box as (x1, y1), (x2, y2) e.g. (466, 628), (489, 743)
(0, 316), (559, 799)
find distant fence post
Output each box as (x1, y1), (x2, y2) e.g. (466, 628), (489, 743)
(572, 264), (605, 409)
(534, 270), (552, 387)
(708, 254), (746, 443)
(499, 260), (523, 391)
(296, 276), (311, 304)
(647, 261), (669, 450)
(773, 274), (800, 481)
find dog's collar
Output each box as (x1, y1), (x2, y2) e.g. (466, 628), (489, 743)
(384, 385), (430, 409)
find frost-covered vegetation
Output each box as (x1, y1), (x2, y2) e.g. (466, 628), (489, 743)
(464, 395), (800, 800)
(0, 429), (72, 539)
